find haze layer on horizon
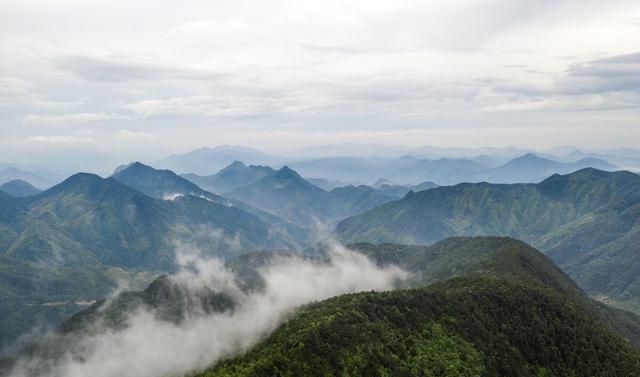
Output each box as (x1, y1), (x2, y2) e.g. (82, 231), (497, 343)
(2, 0), (640, 165)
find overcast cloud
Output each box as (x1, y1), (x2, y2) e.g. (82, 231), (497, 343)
(1, 0), (640, 164)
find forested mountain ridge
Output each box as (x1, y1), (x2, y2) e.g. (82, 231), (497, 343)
(197, 237), (640, 377)
(0, 170), (306, 348)
(9, 237), (640, 377)
(0, 180), (41, 197)
(227, 166), (397, 226)
(337, 168), (640, 312)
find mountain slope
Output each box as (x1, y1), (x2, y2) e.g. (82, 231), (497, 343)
(337, 168), (640, 311)
(0, 170), (309, 348)
(484, 153), (617, 183)
(199, 238), (640, 376)
(228, 167), (397, 226)
(11, 237), (640, 376)
(0, 167), (52, 189)
(388, 158), (487, 185)
(202, 279), (640, 377)
(182, 161), (275, 194)
(156, 145), (273, 175)
(112, 162), (309, 245)
(228, 166), (333, 225)
(0, 180), (41, 197)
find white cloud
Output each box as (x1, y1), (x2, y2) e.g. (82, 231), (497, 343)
(2, 0), (640, 153)
(22, 113), (129, 126)
(117, 129), (156, 141)
(9, 243), (407, 377)
(28, 135), (95, 144)
(122, 95), (323, 118)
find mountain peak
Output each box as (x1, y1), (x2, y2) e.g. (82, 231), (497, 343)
(114, 162), (177, 179)
(220, 161), (248, 173)
(125, 161), (153, 171)
(514, 153), (547, 162)
(62, 172), (104, 185)
(40, 172), (116, 198)
(0, 179), (42, 197)
(274, 165), (302, 179)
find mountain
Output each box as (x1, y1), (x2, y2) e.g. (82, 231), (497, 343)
(287, 155), (428, 184)
(388, 158), (488, 185)
(0, 180), (41, 197)
(567, 149), (640, 172)
(202, 279), (640, 376)
(0, 167), (51, 189)
(375, 181), (439, 198)
(483, 153), (617, 183)
(112, 161), (217, 201)
(12, 237), (640, 376)
(337, 168), (640, 312)
(305, 178), (346, 191)
(196, 237), (640, 376)
(0, 170), (307, 348)
(411, 181), (439, 192)
(228, 166), (334, 225)
(156, 145), (274, 175)
(328, 185), (398, 216)
(227, 166), (397, 226)
(111, 162), (307, 243)
(182, 161), (275, 194)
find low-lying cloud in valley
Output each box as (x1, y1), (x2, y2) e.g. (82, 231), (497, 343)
(9, 242), (407, 377)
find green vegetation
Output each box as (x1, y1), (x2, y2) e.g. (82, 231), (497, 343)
(10, 237), (640, 376)
(0, 170), (305, 347)
(337, 168), (640, 312)
(228, 166), (395, 226)
(200, 278), (640, 377)
(0, 179), (41, 197)
(182, 161), (275, 194)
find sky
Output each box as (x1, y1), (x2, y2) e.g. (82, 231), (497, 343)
(1, 0), (640, 165)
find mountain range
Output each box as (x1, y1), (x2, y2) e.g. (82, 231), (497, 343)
(11, 237), (640, 376)
(225, 166), (397, 226)
(200, 240), (640, 377)
(0, 180), (41, 197)
(146, 145), (625, 186)
(182, 161), (276, 194)
(156, 145), (274, 175)
(0, 165), (308, 348)
(337, 168), (640, 312)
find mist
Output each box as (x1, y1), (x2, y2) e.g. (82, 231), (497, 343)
(9, 242), (407, 377)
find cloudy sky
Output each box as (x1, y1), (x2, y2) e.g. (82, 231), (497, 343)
(1, 0), (640, 164)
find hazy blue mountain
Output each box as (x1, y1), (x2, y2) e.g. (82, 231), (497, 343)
(388, 158), (488, 185)
(337, 168), (640, 312)
(228, 166), (334, 225)
(111, 162), (308, 244)
(567, 149), (640, 172)
(482, 153), (617, 183)
(228, 166), (397, 226)
(305, 177), (347, 191)
(287, 155), (428, 184)
(0, 167), (51, 189)
(156, 146), (622, 186)
(113, 161), (220, 201)
(373, 181), (438, 198)
(411, 181), (439, 192)
(0, 169), (309, 347)
(329, 185), (396, 215)
(372, 178), (394, 188)
(0, 179), (41, 197)
(182, 161), (275, 194)
(156, 145), (274, 175)
(288, 156), (389, 183)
